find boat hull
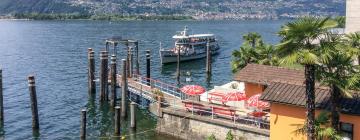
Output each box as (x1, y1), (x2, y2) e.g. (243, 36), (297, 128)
(160, 49), (219, 64)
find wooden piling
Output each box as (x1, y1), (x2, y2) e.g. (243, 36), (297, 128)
(129, 47), (133, 78)
(121, 59), (128, 118)
(99, 51), (109, 101)
(126, 42), (130, 78)
(114, 106), (121, 136)
(28, 75), (39, 130)
(135, 41), (140, 75)
(80, 109), (86, 140)
(110, 55), (117, 107)
(206, 40), (212, 74)
(130, 102), (136, 129)
(88, 48), (96, 95)
(176, 46), (181, 84)
(0, 69), (3, 126)
(157, 96), (162, 117)
(146, 50), (151, 86)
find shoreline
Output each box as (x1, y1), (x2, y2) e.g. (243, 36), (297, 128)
(0, 14), (194, 21)
(0, 17), (292, 22)
(0, 13), (300, 21)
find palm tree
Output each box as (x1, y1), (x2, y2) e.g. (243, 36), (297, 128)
(255, 44), (279, 66)
(231, 45), (257, 72)
(343, 32), (360, 65)
(317, 33), (360, 131)
(294, 111), (342, 140)
(334, 16), (345, 28)
(277, 17), (337, 140)
(232, 33), (278, 72)
(243, 32), (263, 48)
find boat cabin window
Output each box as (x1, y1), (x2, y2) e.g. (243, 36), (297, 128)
(176, 39), (189, 43)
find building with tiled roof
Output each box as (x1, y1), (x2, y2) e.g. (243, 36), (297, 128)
(233, 63), (305, 98)
(233, 64), (359, 140)
(234, 63), (305, 85)
(261, 82), (360, 115)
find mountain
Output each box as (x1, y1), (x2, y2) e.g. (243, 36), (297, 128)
(0, 0), (346, 20)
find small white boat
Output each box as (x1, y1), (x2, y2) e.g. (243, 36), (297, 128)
(159, 26), (220, 64)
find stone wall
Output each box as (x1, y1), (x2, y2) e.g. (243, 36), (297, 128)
(157, 109), (269, 140)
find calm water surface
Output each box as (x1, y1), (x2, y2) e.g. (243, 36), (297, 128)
(0, 20), (285, 139)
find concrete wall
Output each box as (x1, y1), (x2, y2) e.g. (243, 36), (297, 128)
(346, 0), (360, 33)
(157, 109), (269, 140)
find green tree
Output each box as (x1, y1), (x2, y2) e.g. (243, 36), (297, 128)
(232, 32), (278, 72)
(317, 33), (360, 131)
(255, 44), (279, 66)
(334, 16), (345, 28)
(231, 45), (257, 72)
(226, 130), (234, 140)
(343, 32), (360, 65)
(277, 17), (337, 140)
(207, 134), (217, 140)
(294, 111), (342, 140)
(242, 32), (263, 48)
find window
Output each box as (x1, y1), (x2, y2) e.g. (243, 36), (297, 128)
(340, 122), (353, 140)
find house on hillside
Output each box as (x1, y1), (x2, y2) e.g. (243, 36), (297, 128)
(234, 64), (359, 140)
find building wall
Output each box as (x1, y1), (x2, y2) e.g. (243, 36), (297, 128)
(269, 104), (307, 140)
(346, 0), (360, 33)
(270, 103), (360, 140)
(245, 83), (264, 97)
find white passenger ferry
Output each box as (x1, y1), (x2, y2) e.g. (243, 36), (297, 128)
(159, 26), (220, 64)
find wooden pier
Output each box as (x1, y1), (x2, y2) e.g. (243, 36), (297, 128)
(116, 74), (182, 104)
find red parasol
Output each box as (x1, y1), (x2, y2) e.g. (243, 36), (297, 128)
(180, 85), (206, 96)
(248, 111), (267, 117)
(223, 92), (246, 102)
(247, 94), (270, 109)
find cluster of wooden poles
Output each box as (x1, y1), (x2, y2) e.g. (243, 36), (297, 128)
(0, 45), (151, 139)
(0, 69), (41, 135)
(83, 44), (152, 139)
(0, 68), (38, 134)
(0, 39), (212, 139)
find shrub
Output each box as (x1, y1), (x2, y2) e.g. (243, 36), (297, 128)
(226, 130), (234, 140)
(207, 134), (216, 140)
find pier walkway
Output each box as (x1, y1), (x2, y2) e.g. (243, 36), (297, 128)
(116, 74), (182, 104)
(115, 74), (270, 131)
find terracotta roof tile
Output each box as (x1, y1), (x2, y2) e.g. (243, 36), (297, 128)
(260, 82), (360, 115)
(233, 64), (305, 85)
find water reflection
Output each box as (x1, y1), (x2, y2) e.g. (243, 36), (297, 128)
(0, 20), (284, 139)
(160, 56), (218, 88)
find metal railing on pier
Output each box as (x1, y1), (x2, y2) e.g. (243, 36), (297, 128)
(156, 97), (270, 130)
(119, 73), (270, 130)
(130, 74), (182, 98)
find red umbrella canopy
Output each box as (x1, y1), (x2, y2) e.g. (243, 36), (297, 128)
(247, 94), (270, 109)
(248, 111), (267, 117)
(180, 85), (206, 96)
(223, 92), (246, 102)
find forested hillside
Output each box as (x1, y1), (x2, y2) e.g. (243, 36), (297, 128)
(0, 0), (346, 20)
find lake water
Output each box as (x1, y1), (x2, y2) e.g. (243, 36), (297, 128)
(0, 20), (285, 140)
